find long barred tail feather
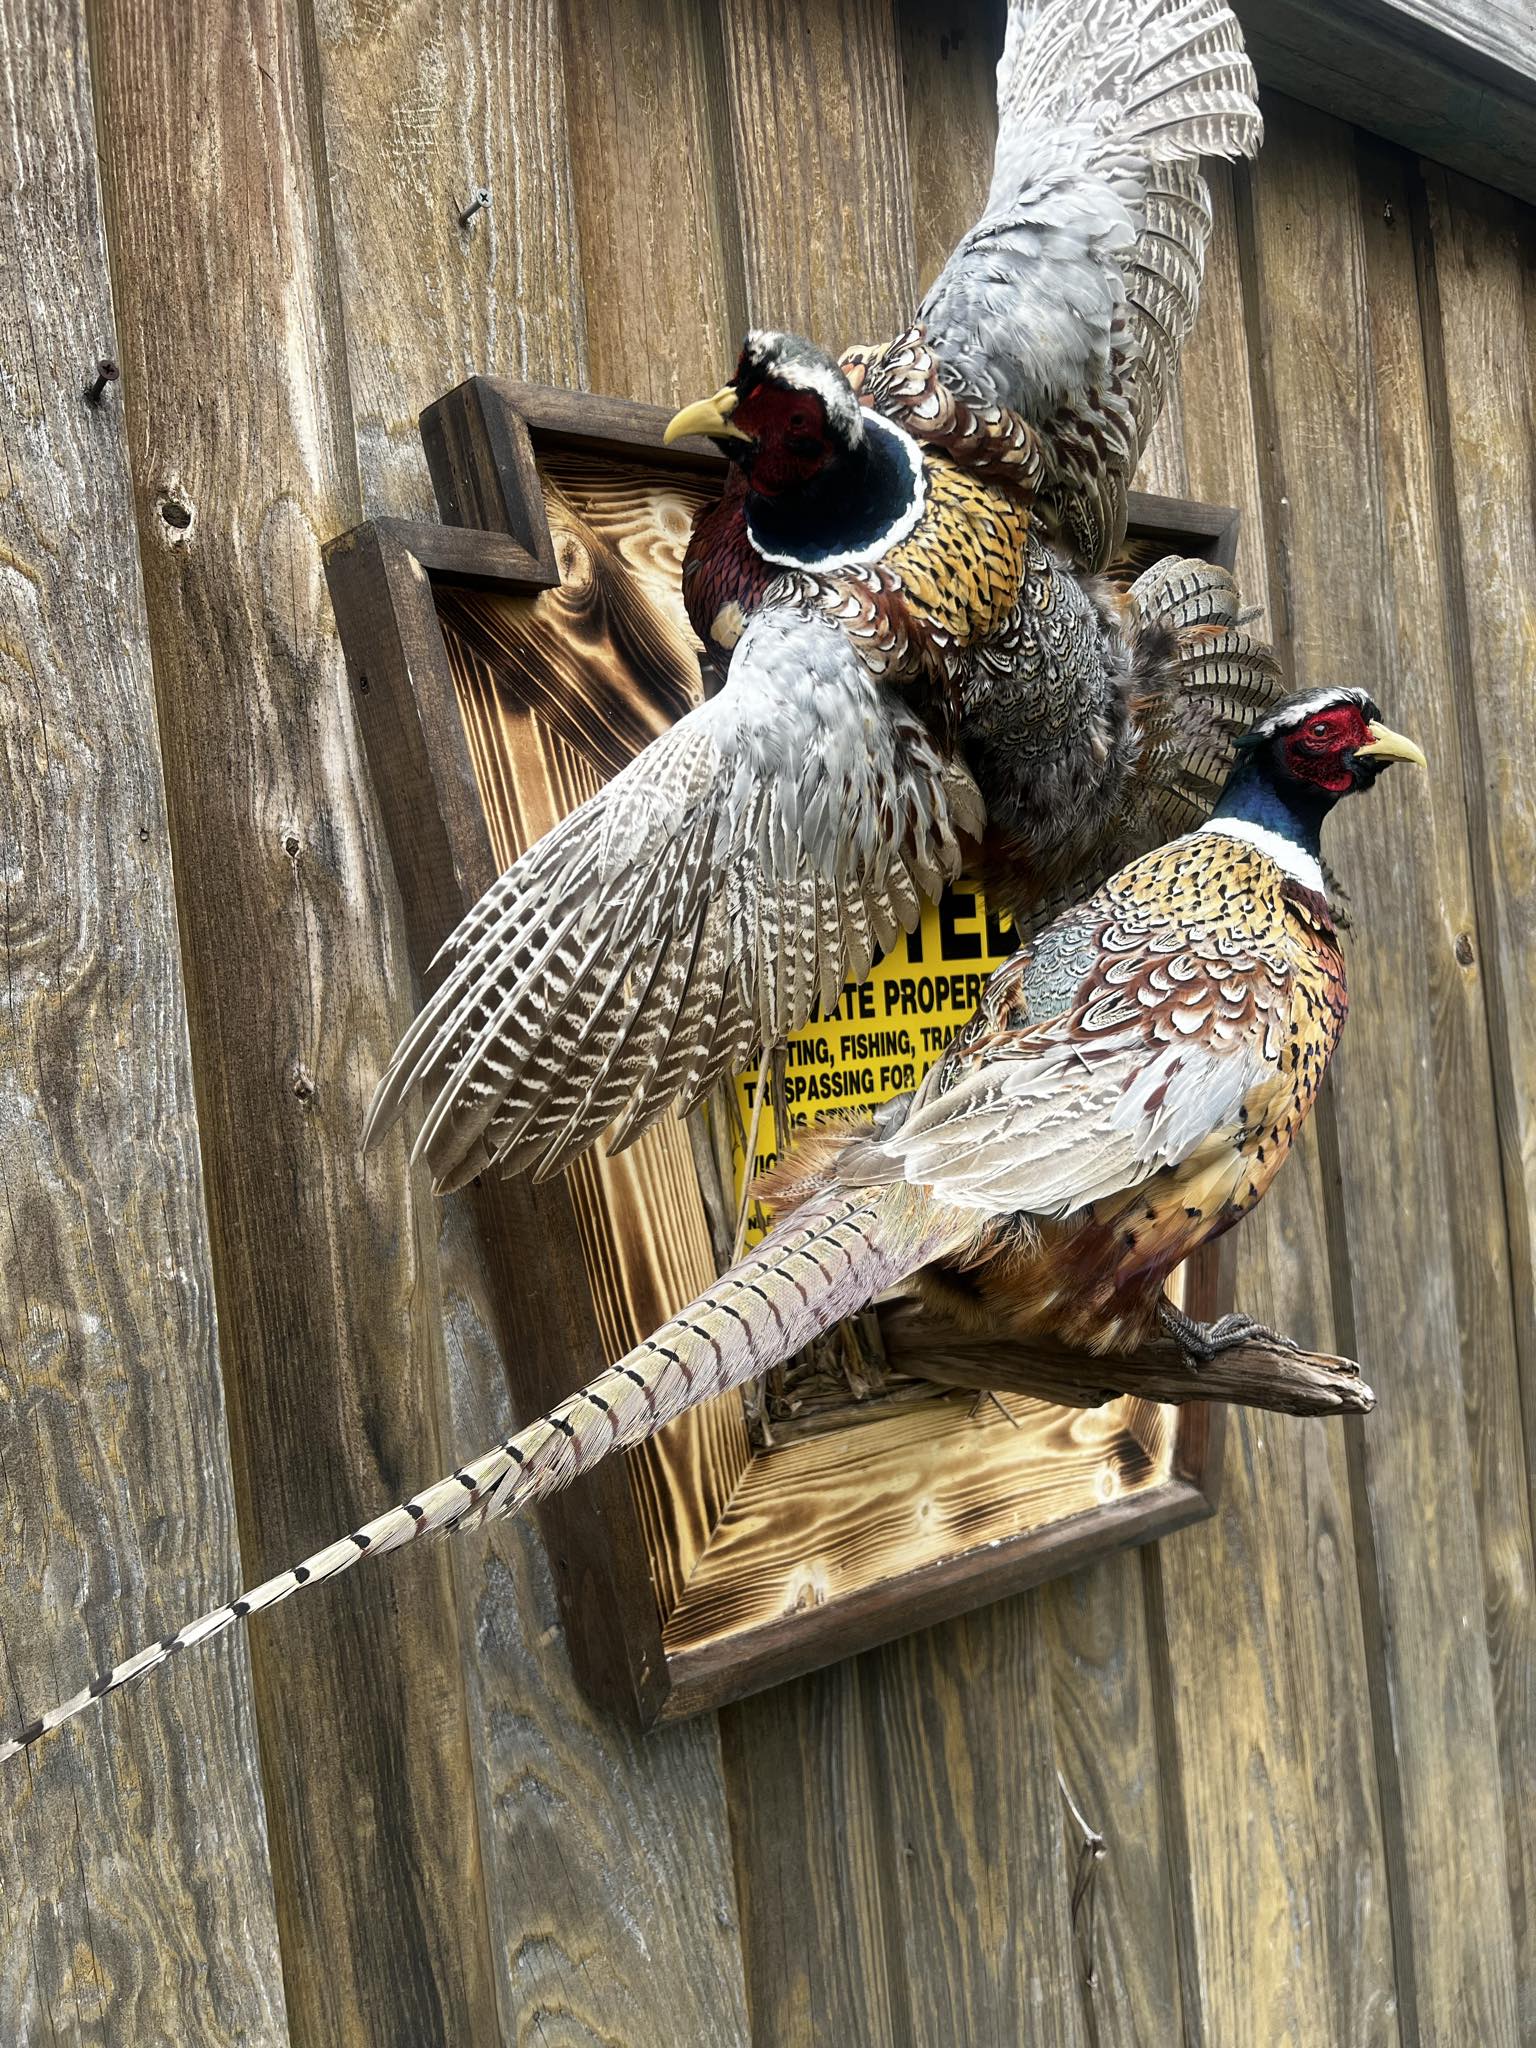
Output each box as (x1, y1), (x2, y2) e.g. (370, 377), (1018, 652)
(1, 1183), (961, 1768)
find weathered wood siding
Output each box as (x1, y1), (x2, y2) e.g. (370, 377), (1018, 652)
(3, 2), (1533, 2042)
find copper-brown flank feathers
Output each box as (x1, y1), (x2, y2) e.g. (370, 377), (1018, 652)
(2, 691), (1423, 1767)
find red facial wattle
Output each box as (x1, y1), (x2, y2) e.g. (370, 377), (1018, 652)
(730, 383), (833, 496)
(1281, 704), (1375, 792)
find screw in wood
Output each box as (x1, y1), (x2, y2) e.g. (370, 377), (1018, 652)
(459, 186), (491, 230)
(83, 359), (119, 406)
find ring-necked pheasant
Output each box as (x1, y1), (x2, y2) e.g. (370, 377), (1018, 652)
(3, 690), (1423, 1766)
(366, 0), (1272, 1189)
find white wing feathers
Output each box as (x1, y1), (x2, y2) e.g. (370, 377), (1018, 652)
(919, 0), (1261, 561)
(366, 606), (983, 1188)
(869, 1023), (1265, 1218)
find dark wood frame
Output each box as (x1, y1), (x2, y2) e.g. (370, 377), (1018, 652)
(325, 377), (1240, 1726)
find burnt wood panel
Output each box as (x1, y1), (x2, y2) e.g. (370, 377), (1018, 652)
(88, 1), (503, 2041)
(330, 387), (1231, 1744)
(0, 4), (288, 2040)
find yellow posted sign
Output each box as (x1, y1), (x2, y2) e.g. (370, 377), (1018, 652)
(731, 879), (1015, 1246)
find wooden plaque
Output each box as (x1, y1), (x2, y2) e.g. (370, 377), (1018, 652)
(325, 378), (1237, 1725)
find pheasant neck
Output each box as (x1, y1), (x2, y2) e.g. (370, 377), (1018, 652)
(744, 410), (925, 572)
(1201, 758), (1331, 895)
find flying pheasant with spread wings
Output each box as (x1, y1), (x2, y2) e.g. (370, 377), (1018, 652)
(367, 0), (1269, 1189)
(3, 692), (1424, 1767)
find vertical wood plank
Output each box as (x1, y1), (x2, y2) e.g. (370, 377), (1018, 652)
(557, 0), (747, 403)
(87, 0), (503, 2039)
(310, 0), (753, 2036)
(718, 15), (1087, 2042)
(0, 7), (288, 2041)
(1245, 99), (1519, 2045)
(714, 11), (929, 2037)
(869, 1602), (1090, 2048)
(435, 1197), (750, 2046)
(894, 0), (1000, 297)
(1043, 1567), (1184, 2048)
(719, 0), (919, 343)
(1141, 154), (1401, 2048)
(721, 1667), (910, 2047)
(1415, 155), (1536, 2034)
(310, 0), (587, 520)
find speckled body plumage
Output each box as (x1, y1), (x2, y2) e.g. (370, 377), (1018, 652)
(905, 830), (1348, 1351)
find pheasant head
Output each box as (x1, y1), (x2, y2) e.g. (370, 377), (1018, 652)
(1204, 686), (1426, 892)
(666, 330), (925, 570)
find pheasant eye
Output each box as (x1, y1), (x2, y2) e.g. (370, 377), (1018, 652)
(1307, 718), (1332, 740)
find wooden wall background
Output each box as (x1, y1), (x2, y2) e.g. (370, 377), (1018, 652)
(3, 0), (1533, 2042)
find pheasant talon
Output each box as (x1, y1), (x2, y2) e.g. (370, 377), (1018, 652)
(1206, 1312), (1302, 1355)
(1159, 1300), (1302, 1366)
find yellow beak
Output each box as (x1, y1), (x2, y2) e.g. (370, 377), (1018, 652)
(1355, 720), (1428, 769)
(663, 387), (750, 446)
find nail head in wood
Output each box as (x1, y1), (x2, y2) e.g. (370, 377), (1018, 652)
(459, 186), (491, 230)
(83, 358), (119, 406)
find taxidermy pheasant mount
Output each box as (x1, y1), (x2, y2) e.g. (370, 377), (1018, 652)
(2, 690), (1424, 1764)
(366, 0), (1279, 1190)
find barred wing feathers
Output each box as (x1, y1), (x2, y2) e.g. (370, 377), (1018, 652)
(366, 604), (984, 1187)
(919, 0), (1262, 566)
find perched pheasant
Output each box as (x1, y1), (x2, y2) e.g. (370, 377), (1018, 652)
(3, 690), (1423, 1767)
(366, 0), (1273, 1189)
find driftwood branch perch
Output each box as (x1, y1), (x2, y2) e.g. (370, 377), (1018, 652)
(878, 1298), (1375, 1418)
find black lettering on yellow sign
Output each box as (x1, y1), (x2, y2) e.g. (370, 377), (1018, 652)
(731, 879), (1015, 1244)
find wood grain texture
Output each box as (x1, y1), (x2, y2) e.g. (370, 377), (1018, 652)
(87, 0), (503, 2039)
(1416, 156), (1536, 2032)
(443, 595), (747, 1614)
(0, 7), (288, 2042)
(868, 1601), (1091, 2048)
(1140, 145), (1401, 2048)
(664, 1396), (1177, 1649)
(1246, 101), (1520, 2043)
(557, 0), (746, 403)
(721, 1661), (910, 2046)
(893, 22), (1198, 2047)
(310, 0), (587, 521)
(432, 1195), (751, 2047)
(1235, 0), (1536, 208)
(314, 0), (756, 2022)
(895, 0), (1001, 297)
(1043, 1566), (1183, 2048)
(1359, 136), (1536, 2026)
(881, 1303), (1375, 1416)
(719, 0), (920, 344)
